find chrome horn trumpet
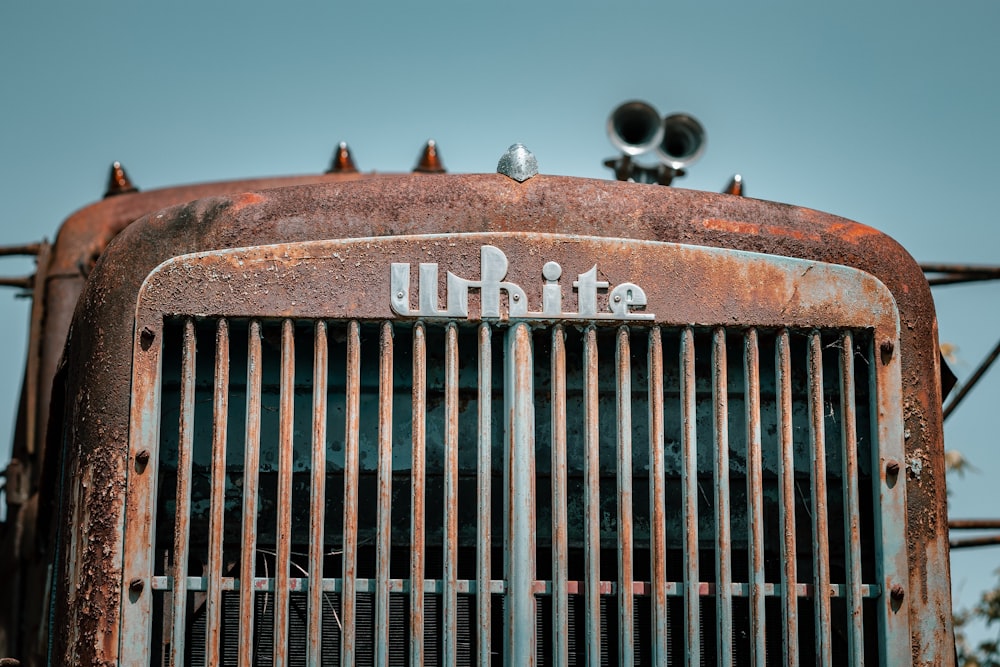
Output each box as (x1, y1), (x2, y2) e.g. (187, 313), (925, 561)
(604, 101), (706, 185)
(607, 100), (664, 156)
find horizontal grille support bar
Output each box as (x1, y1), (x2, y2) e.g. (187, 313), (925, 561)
(149, 576), (881, 598)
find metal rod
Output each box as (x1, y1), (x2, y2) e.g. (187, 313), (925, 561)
(0, 242), (44, 256)
(443, 323), (460, 665)
(943, 335), (1000, 420)
(712, 328), (733, 667)
(410, 323), (426, 666)
(680, 326), (700, 667)
(950, 535), (1000, 549)
(776, 329), (799, 666)
(239, 320), (262, 665)
(926, 274), (1000, 287)
(808, 331), (832, 663)
(616, 327), (635, 667)
(307, 321), (328, 666)
(207, 319), (230, 662)
(0, 275), (33, 289)
(839, 332), (864, 665)
(505, 323), (536, 666)
(170, 318), (197, 666)
(274, 319), (295, 665)
(583, 325), (601, 664)
(744, 328), (765, 667)
(921, 263), (1000, 275)
(551, 325), (568, 667)
(341, 321), (361, 666)
(477, 322), (493, 666)
(950, 519), (1000, 530)
(648, 328), (668, 664)
(921, 263), (1000, 286)
(375, 321), (394, 667)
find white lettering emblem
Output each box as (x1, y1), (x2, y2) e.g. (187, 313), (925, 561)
(390, 245), (653, 321)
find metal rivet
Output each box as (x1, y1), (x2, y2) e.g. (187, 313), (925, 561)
(396, 291), (405, 299)
(129, 578), (144, 594)
(135, 450), (150, 467)
(512, 294), (520, 301)
(880, 339), (894, 358)
(890, 583), (905, 601)
(886, 459), (900, 476)
(139, 326), (156, 350)
(613, 295), (622, 302)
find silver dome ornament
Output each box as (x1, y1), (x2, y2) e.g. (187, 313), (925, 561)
(496, 144), (539, 182)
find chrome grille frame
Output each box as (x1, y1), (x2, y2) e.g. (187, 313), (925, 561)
(120, 233), (910, 665)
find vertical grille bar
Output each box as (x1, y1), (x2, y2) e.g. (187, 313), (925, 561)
(410, 322), (427, 666)
(807, 331), (832, 663)
(170, 318), (197, 666)
(744, 329), (766, 667)
(505, 322), (536, 666)
(238, 320), (262, 664)
(477, 323), (493, 665)
(551, 325), (568, 667)
(616, 326), (635, 666)
(274, 318), (295, 666)
(712, 327), (733, 666)
(341, 321), (361, 666)
(582, 325), (601, 665)
(207, 318), (230, 661)
(443, 323), (460, 665)
(776, 329), (798, 666)
(648, 328), (668, 664)
(839, 332), (864, 664)
(870, 335), (911, 662)
(375, 321), (394, 667)
(680, 326), (700, 667)
(307, 321), (328, 666)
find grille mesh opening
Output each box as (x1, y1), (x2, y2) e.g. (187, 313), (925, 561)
(149, 318), (880, 665)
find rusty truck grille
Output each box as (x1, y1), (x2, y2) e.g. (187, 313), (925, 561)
(139, 316), (886, 665)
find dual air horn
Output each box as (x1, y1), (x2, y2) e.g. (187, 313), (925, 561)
(604, 100), (706, 186)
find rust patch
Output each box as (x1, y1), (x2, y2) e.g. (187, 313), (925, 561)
(702, 217), (823, 243)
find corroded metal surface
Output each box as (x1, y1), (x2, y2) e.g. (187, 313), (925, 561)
(50, 174), (950, 664)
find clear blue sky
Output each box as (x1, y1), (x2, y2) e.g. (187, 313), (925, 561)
(2, 0), (998, 643)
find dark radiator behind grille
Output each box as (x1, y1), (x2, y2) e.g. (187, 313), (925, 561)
(145, 317), (885, 665)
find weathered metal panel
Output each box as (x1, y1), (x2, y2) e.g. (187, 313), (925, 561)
(53, 175), (951, 664)
(52, 171), (944, 664)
